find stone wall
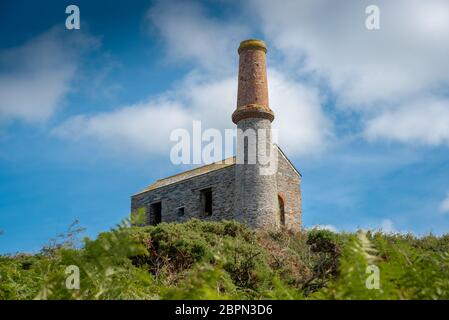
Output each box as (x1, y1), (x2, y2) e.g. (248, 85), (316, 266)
(276, 148), (302, 232)
(131, 165), (235, 224)
(131, 146), (302, 231)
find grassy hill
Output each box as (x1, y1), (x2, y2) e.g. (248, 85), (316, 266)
(1, 219), (449, 300)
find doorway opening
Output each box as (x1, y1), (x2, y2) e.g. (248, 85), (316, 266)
(200, 188), (213, 216)
(150, 202), (162, 225)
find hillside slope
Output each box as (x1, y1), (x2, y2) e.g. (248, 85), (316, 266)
(1, 219), (449, 299)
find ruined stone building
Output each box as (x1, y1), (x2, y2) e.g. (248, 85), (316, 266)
(131, 39), (302, 231)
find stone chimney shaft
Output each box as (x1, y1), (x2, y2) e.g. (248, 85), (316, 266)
(232, 39), (274, 124)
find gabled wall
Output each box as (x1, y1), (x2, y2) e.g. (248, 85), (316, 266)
(276, 149), (302, 231)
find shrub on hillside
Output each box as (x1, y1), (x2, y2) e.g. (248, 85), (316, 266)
(1, 219), (449, 300)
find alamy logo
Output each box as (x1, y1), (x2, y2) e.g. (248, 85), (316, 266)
(365, 265), (380, 289)
(170, 121), (278, 175)
(65, 5), (80, 30)
(65, 265), (80, 290)
(365, 5), (380, 30)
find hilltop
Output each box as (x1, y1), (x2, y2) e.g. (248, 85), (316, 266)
(1, 219), (449, 299)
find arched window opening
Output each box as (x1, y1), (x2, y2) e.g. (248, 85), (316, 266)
(278, 194), (285, 227)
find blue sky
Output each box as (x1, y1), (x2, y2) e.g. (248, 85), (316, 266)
(1, 0), (449, 253)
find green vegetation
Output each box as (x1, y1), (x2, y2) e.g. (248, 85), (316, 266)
(1, 219), (449, 300)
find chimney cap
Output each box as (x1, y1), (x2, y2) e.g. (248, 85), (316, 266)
(238, 39), (267, 54)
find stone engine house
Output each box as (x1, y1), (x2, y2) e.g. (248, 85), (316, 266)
(131, 39), (302, 231)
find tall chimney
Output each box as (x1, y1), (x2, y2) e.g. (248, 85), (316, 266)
(232, 39), (274, 124)
(233, 39), (279, 230)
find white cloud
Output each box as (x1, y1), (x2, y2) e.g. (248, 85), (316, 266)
(147, 0), (249, 74)
(247, 0), (449, 148)
(53, 99), (190, 155)
(364, 98), (449, 145)
(440, 192), (449, 214)
(310, 224), (338, 232)
(380, 219), (396, 233)
(0, 27), (98, 123)
(54, 70), (329, 157)
(177, 73), (237, 130)
(249, 0), (449, 108)
(53, 75), (234, 156)
(54, 1), (332, 158)
(270, 69), (332, 155)
(142, 0), (449, 153)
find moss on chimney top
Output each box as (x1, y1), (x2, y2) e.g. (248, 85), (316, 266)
(238, 39), (267, 54)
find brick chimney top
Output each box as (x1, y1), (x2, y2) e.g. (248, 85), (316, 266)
(237, 39), (267, 54)
(232, 39), (274, 124)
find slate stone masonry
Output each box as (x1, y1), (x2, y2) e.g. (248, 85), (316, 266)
(131, 165), (236, 224)
(131, 147), (301, 231)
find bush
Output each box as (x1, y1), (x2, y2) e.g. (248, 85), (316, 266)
(1, 219), (449, 300)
